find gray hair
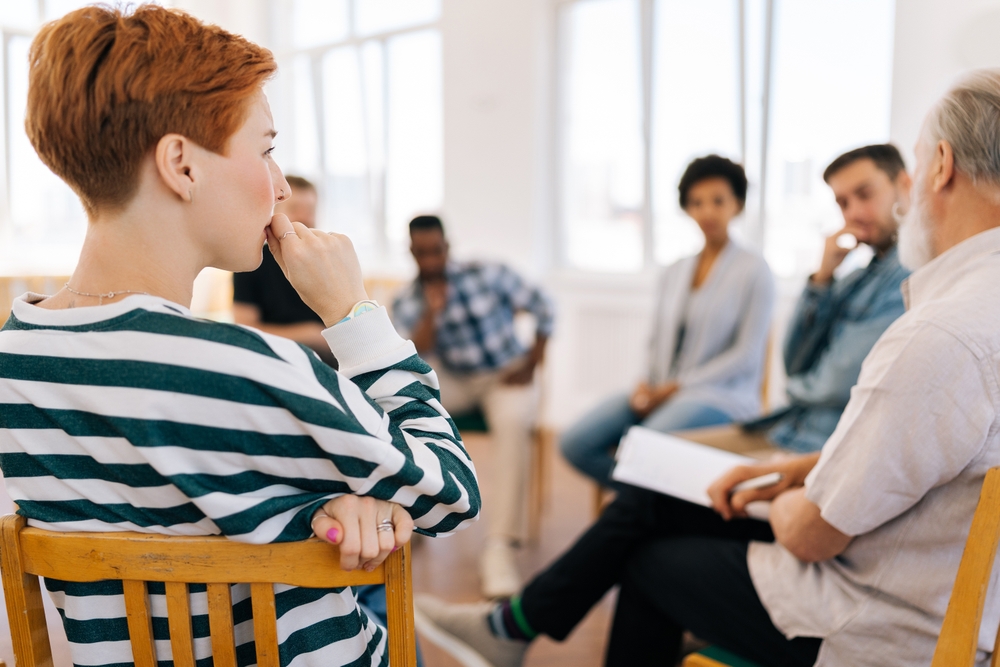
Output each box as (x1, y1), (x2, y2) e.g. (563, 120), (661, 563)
(926, 69), (1000, 188)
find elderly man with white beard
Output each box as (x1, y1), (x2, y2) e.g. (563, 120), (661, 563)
(415, 68), (1000, 667)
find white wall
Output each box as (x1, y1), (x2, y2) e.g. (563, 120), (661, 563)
(439, 0), (554, 279)
(890, 0), (1000, 164)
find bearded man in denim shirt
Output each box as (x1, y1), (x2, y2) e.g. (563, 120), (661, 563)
(682, 144), (911, 456)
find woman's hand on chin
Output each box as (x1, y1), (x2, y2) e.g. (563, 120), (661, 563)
(266, 213), (369, 325)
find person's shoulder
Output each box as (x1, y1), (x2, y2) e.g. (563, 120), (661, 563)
(728, 240), (771, 272)
(154, 310), (296, 362)
(914, 270), (1000, 354)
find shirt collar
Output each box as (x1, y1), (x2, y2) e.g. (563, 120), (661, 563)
(902, 226), (1000, 309)
(10, 292), (190, 327)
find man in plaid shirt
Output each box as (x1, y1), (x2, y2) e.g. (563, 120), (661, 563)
(393, 215), (555, 598)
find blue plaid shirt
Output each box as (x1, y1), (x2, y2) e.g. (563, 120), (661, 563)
(392, 261), (555, 373)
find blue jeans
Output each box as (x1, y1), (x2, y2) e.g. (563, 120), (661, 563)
(356, 585), (425, 666)
(560, 393), (732, 487)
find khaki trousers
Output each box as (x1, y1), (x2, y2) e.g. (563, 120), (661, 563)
(430, 357), (538, 543)
(672, 424), (781, 460)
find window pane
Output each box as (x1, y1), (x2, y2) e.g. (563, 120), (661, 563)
(385, 29), (442, 249)
(1, 2), (38, 30)
(292, 0), (349, 48)
(651, 0), (741, 266)
(322, 47), (376, 253)
(560, 0), (643, 273)
(355, 0), (439, 37)
(7, 35), (85, 243)
(44, 0), (111, 22)
(763, 0), (894, 278)
(290, 55), (321, 175)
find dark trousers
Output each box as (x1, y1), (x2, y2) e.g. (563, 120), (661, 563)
(520, 488), (823, 667)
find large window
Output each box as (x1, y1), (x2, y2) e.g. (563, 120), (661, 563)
(0, 1), (103, 271)
(0, 0), (442, 271)
(557, 0), (895, 276)
(268, 0), (443, 265)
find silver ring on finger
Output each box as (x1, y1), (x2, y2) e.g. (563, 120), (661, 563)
(280, 231), (298, 240)
(376, 519), (394, 533)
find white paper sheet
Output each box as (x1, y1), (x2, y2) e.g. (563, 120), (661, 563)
(611, 426), (771, 520)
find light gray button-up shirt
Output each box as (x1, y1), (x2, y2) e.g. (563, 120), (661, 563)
(748, 225), (1000, 666)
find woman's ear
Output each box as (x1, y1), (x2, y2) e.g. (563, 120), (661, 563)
(154, 133), (196, 203)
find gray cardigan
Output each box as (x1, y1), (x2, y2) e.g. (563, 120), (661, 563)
(648, 240), (775, 420)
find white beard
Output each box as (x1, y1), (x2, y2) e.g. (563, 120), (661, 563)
(897, 182), (935, 271)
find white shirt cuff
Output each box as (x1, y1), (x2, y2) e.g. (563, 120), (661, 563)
(321, 306), (409, 373)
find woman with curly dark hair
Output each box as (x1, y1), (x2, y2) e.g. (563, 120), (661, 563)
(560, 155), (775, 487)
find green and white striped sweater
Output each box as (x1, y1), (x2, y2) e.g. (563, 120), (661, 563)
(0, 293), (480, 666)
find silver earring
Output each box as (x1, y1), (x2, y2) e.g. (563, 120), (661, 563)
(188, 189), (194, 203)
(891, 201), (905, 223)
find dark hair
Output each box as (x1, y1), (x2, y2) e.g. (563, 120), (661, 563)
(285, 175), (315, 193)
(823, 144), (906, 183)
(409, 215), (445, 235)
(677, 155), (748, 209)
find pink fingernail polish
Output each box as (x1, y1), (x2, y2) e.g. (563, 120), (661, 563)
(391, 546), (398, 553)
(327, 528), (339, 542)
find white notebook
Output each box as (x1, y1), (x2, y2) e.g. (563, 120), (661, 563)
(611, 426), (771, 520)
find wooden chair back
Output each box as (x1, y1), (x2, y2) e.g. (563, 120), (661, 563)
(0, 514), (416, 667)
(932, 466), (1000, 666)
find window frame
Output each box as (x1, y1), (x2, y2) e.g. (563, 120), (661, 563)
(267, 0), (443, 263)
(551, 0), (776, 273)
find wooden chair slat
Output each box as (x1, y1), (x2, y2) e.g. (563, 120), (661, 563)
(932, 468), (1000, 667)
(0, 515), (53, 667)
(250, 582), (280, 667)
(17, 530), (382, 587)
(122, 580), (157, 667)
(385, 544), (417, 667)
(207, 583), (238, 667)
(165, 582), (196, 667)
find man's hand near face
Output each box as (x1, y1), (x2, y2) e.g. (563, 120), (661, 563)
(423, 279), (448, 315)
(812, 226), (857, 286)
(409, 278), (447, 353)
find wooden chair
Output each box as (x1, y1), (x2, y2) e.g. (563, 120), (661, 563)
(0, 514), (417, 667)
(683, 466), (1000, 667)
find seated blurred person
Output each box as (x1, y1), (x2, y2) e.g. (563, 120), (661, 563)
(233, 175), (335, 366)
(393, 215), (555, 598)
(561, 156), (774, 487)
(683, 144), (911, 456)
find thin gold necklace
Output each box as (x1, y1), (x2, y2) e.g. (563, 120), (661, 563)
(64, 283), (150, 306)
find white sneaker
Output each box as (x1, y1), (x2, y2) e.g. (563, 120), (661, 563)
(480, 540), (521, 599)
(414, 594), (529, 667)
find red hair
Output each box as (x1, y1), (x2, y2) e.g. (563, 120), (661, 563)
(25, 4), (277, 216)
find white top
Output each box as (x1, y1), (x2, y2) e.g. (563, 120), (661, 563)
(648, 240), (774, 420)
(748, 226), (1000, 666)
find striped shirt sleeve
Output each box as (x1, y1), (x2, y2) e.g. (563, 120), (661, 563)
(213, 306), (481, 543)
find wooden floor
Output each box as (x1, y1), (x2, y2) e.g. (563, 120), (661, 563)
(414, 432), (615, 667)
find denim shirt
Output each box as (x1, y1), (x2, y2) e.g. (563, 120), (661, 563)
(765, 246), (909, 452)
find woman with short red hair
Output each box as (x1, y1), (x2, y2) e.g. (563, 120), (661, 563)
(0, 5), (479, 666)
